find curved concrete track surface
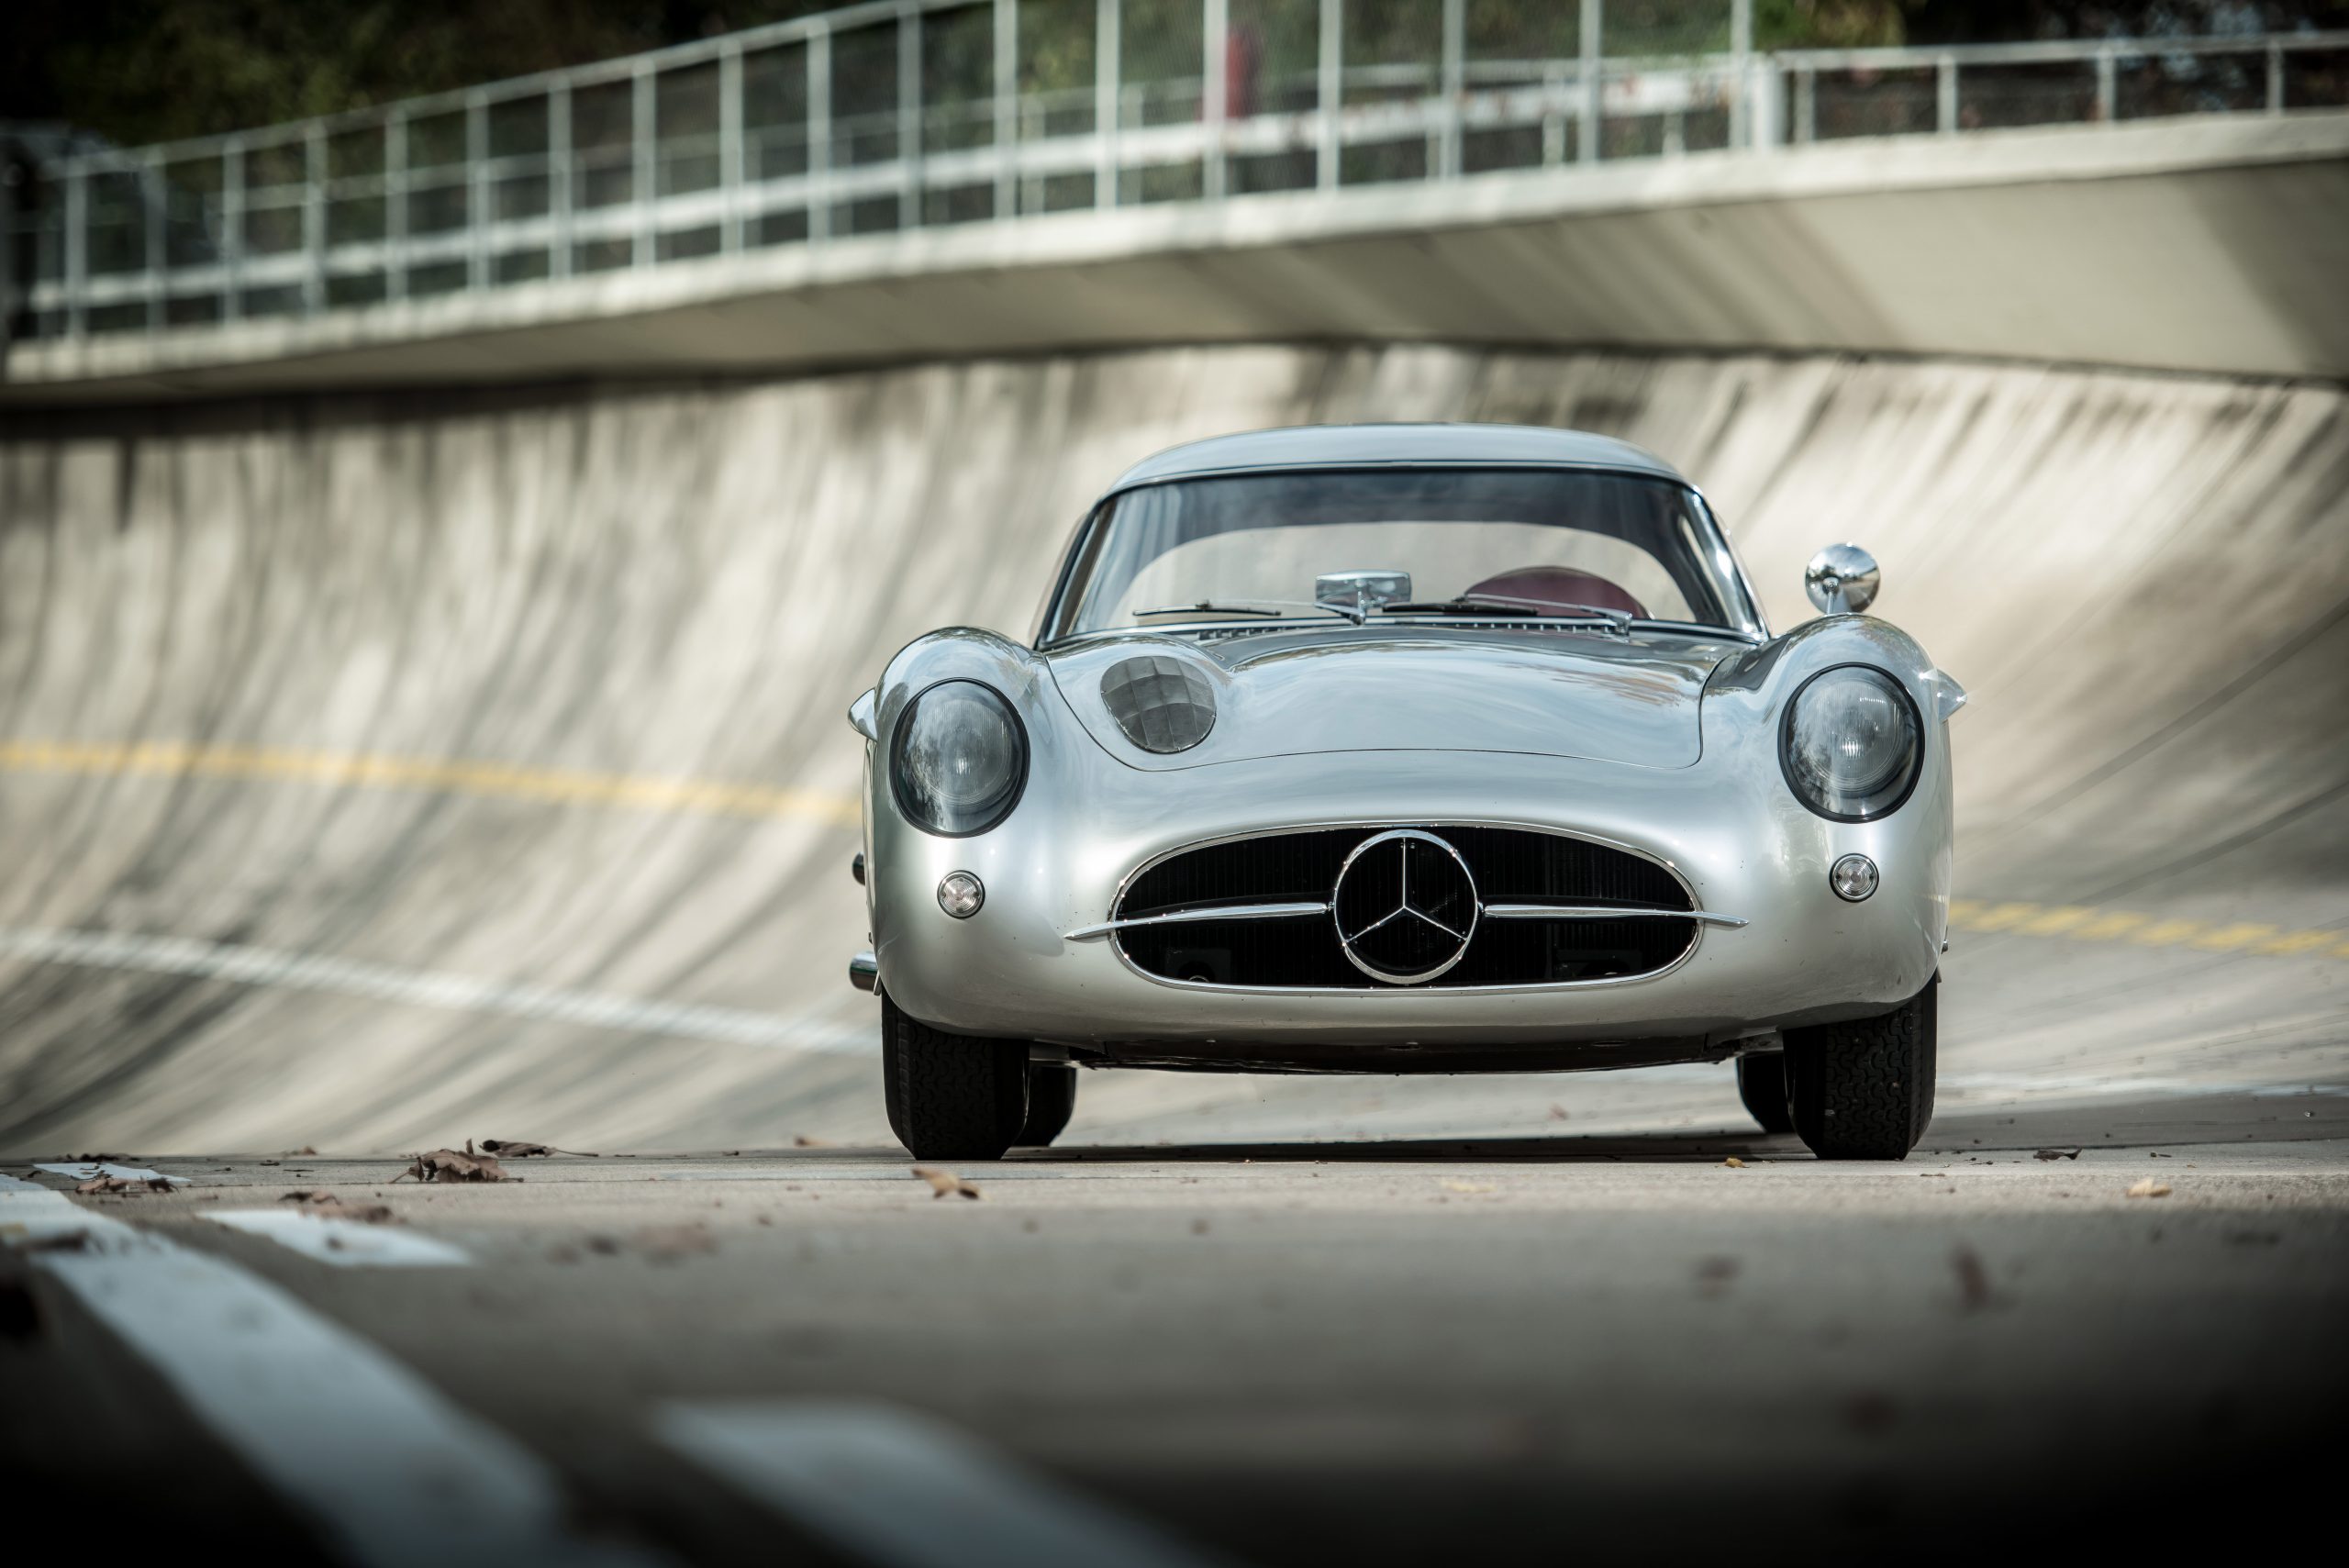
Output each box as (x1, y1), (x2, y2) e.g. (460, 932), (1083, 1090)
(1, 345), (2343, 1152)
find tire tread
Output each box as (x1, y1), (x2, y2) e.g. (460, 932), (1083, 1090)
(882, 998), (1030, 1161)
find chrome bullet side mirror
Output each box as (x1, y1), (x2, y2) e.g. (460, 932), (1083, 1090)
(1804, 544), (1880, 616)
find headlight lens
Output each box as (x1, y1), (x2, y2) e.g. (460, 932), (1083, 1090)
(1780, 665), (1923, 822)
(890, 680), (1029, 837)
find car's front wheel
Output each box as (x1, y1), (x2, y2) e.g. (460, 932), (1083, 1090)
(1735, 1050), (1795, 1135)
(1783, 976), (1938, 1161)
(1017, 1063), (1078, 1147)
(881, 996), (1031, 1160)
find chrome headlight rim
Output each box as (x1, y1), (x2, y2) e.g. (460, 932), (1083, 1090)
(1777, 662), (1925, 824)
(888, 678), (1030, 840)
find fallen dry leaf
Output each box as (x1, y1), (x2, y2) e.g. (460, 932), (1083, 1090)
(1547, 1105), (1570, 1121)
(476, 1139), (598, 1159)
(1442, 1180), (1497, 1195)
(395, 1148), (514, 1184)
(1842, 1392), (1898, 1435)
(74, 1175), (175, 1196)
(2126, 1178), (2172, 1199)
(2033, 1148), (2082, 1162)
(794, 1135), (833, 1149)
(912, 1166), (983, 1200)
(1695, 1256), (1741, 1296)
(285, 1145), (318, 1156)
(280, 1190), (397, 1225)
(1722, 1156), (1747, 1169)
(1951, 1245), (1992, 1312)
(632, 1223), (717, 1262)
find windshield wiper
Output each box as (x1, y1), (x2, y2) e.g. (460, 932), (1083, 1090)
(1377, 595), (1631, 634)
(1133, 598), (1366, 627)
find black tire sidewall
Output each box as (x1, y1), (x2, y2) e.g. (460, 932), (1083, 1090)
(1785, 974), (1938, 1161)
(881, 996), (1032, 1160)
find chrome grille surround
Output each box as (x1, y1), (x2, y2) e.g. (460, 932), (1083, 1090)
(1107, 822), (1711, 991)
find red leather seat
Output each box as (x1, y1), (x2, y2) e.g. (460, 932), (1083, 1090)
(1464, 565), (1647, 618)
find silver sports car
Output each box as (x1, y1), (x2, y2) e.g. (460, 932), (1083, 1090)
(848, 425), (1964, 1162)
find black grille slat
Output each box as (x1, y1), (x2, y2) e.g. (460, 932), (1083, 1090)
(1115, 826), (1695, 988)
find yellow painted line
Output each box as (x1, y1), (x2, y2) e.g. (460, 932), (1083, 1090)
(0, 740), (861, 827)
(1946, 898), (2348, 963)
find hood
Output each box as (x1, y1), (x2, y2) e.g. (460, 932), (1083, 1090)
(1047, 626), (1740, 771)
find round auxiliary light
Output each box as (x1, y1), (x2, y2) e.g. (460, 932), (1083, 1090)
(1831, 854), (1879, 903)
(937, 871), (986, 918)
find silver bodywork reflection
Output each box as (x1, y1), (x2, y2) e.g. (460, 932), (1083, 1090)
(852, 427), (1962, 1074)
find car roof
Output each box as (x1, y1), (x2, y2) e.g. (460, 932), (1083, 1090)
(1106, 423), (1687, 493)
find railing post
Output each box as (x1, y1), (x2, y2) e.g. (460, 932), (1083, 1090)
(1097, 0), (1120, 208)
(146, 150), (166, 329)
(1798, 63), (1816, 143)
(2096, 48), (2117, 122)
(1318, 0), (1341, 191)
(1730, 0), (1753, 147)
(1439, 0), (1464, 180)
(547, 87), (571, 278)
(466, 93), (488, 291)
(1753, 60), (1783, 149)
(0, 154), (17, 344)
(993, 0), (1017, 218)
(1203, 0), (1228, 201)
(220, 139), (244, 321)
(809, 25), (833, 240)
(306, 124), (328, 314)
(1578, 0), (1601, 163)
(2267, 40), (2286, 114)
(1937, 54), (1958, 135)
(383, 113), (406, 302)
(1542, 62), (1566, 164)
(721, 44), (745, 250)
(632, 61), (656, 266)
(63, 162), (87, 337)
(897, 6), (921, 230)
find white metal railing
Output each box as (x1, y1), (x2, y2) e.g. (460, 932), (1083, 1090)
(4, 1), (2343, 344)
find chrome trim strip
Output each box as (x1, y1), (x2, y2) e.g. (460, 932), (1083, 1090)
(1085, 818), (1722, 993)
(1064, 901), (1329, 942)
(1481, 903), (1748, 929)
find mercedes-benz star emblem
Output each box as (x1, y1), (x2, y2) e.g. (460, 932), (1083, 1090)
(1330, 829), (1479, 984)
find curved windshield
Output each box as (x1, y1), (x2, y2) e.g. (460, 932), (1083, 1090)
(1041, 467), (1760, 643)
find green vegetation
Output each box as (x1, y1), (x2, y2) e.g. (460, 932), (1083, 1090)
(9, 1), (2341, 150)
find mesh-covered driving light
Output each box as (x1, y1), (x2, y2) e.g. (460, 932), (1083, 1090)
(1100, 656), (1217, 753)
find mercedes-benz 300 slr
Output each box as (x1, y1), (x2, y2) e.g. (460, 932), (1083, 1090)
(848, 425), (1964, 1161)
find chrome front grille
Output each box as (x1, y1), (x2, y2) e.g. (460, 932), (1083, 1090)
(1111, 826), (1700, 989)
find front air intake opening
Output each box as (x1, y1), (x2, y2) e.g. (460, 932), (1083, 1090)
(1113, 827), (1696, 989)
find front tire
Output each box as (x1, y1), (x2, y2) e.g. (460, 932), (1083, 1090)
(1736, 1051), (1795, 1134)
(1784, 976), (1938, 1161)
(881, 996), (1030, 1161)
(1017, 1064), (1078, 1147)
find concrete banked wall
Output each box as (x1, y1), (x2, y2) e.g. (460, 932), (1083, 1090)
(2, 346), (2344, 1151)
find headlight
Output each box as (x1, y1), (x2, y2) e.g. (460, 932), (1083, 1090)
(890, 680), (1029, 837)
(1780, 665), (1923, 822)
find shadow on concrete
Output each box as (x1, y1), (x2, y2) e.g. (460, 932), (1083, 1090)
(1036, 1090), (2348, 1166)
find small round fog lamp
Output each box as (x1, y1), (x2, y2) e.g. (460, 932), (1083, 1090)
(1830, 854), (1879, 903)
(937, 871), (986, 918)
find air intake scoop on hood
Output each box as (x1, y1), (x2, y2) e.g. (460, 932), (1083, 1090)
(1048, 628), (1730, 771)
